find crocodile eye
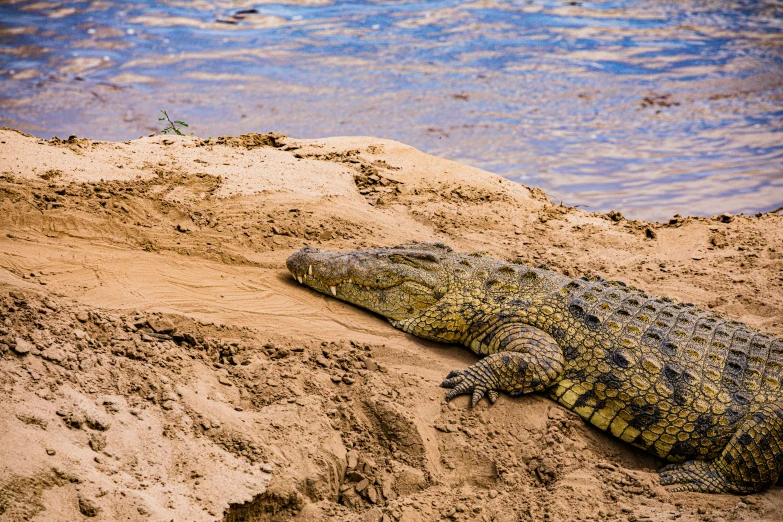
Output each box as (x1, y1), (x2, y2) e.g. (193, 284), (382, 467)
(389, 254), (420, 267)
(408, 252), (439, 262)
(389, 253), (439, 268)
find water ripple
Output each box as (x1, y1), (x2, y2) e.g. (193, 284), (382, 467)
(0, 0), (781, 220)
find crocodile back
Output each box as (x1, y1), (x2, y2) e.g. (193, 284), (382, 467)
(539, 275), (783, 461)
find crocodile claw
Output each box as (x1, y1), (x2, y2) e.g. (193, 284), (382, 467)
(440, 364), (499, 407)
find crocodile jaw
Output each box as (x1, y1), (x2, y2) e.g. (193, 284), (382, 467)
(286, 244), (447, 321)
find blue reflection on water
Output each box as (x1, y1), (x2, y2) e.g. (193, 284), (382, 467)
(0, 0), (781, 220)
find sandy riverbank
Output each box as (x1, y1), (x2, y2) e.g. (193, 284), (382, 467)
(0, 128), (782, 521)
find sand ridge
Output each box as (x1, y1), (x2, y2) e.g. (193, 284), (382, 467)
(0, 128), (782, 521)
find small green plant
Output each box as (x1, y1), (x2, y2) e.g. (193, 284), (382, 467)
(158, 110), (192, 136)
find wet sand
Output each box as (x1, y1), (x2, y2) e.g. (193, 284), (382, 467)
(1, 128), (782, 521)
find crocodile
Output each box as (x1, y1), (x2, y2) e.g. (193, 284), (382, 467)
(286, 242), (783, 494)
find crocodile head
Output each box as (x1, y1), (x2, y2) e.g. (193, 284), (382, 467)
(287, 243), (546, 343)
(286, 243), (454, 322)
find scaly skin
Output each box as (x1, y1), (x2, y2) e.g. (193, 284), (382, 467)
(287, 243), (783, 494)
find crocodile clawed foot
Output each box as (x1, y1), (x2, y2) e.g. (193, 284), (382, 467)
(440, 361), (501, 407)
(658, 460), (732, 493)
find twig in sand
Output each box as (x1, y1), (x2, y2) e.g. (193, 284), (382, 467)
(158, 110), (191, 136)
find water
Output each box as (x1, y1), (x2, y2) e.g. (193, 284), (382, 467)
(1, 0), (782, 221)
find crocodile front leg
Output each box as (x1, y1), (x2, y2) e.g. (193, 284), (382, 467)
(465, 322), (561, 357)
(659, 401), (783, 493)
(441, 324), (564, 407)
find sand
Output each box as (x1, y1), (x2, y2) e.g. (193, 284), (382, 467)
(0, 127), (782, 521)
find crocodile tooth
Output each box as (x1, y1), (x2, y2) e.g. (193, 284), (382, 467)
(308, 265), (313, 276)
(330, 286), (337, 296)
(297, 276), (303, 284)
(348, 278), (352, 284)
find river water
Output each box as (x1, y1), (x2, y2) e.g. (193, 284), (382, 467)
(1, 0), (782, 221)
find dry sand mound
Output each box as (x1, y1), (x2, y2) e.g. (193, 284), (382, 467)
(0, 128), (782, 521)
